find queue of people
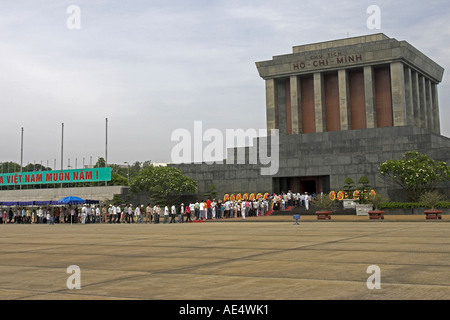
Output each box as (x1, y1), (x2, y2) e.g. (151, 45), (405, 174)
(0, 199), (270, 225)
(0, 191), (315, 225)
(271, 190), (315, 211)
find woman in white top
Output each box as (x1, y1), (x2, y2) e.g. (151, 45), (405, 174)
(199, 201), (205, 220)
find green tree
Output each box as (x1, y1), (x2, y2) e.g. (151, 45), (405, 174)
(111, 172), (129, 186)
(342, 177), (355, 199)
(357, 176), (371, 204)
(130, 165), (198, 205)
(95, 157), (106, 168)
(0, 162), (21, 173)
(23, 163), (51, 172)
(379, 151), (450, 202)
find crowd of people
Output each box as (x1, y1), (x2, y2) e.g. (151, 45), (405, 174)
(0, 190), (316, 225)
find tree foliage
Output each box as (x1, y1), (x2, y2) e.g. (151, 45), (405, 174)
(379, 151), (450, 202)
(342, 177), (355, 199)
(356, 176), (372, 204)
(130, 165), (198, 205)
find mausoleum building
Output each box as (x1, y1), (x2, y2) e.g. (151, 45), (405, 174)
(174, 34), (450, 200)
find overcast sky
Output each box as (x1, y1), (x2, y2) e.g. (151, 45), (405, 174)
(0, 0), (449, 169)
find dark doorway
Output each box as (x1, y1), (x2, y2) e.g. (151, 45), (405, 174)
(301, 180), (317, 195)
(273, 176), (330, 196)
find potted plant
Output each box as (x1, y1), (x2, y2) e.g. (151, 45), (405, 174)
(368, 192), (389, 220)
(355, 176), (373, 216)
(312, 193), (339, 220)
(341, 177), (358, 209)
(420, 191), (446, 220)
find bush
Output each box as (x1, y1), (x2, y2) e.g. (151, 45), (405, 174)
(368, 193), (389, 210)
(378, 201), (450, 210)
(419, 191), (448, 210)
(312, 194), (339, 211)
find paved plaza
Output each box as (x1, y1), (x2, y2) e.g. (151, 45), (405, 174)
(0, 216), (449, 300)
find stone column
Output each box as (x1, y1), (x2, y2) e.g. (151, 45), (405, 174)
(411, 71), (421, 127)
(265, 79), (278, 134)
(418, 75), (428, 130)
(432, 82), (441, 134)
(276, 80), (287, 136)
(338, 69), (350, 131)
(290, 75), (301, 135)
(426, 79), (434, 131)
(403, 66), (415, 126)
(314, 72), (326, 132)
(363, 66), (376, 128)
(390, 62), (408, 126)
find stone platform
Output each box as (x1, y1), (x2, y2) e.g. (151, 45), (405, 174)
(0, 216), (449, 301)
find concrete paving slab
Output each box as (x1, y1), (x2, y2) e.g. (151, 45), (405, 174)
(0, 217), (449, 300)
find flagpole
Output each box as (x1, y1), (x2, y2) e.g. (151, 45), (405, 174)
(105, 118), (108, 186)
(20, 127), (24, 190)
(61, 123), (64, 188)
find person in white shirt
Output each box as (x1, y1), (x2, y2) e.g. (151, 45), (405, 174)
(116, 205), (121, 224)
(253, 200), (259, 216)
(153, 204), (160, 224)
(304, 193), (310, 210)
(108, 205), (113, 223)
(287, 191), (292, 207)
(128, 205), (134, 223)
(135, 205), (141, 223)
(170, 205), (176, 223)
(37, 207), (43, 224)
(224, 201), (230, 218)
(199, 201), (205, 220)
(95, 206), (101, 223)
(211, 200), (216, 219)
(241, 201), (246, 219)
(81, 205), (87, 224)
(164, 205), (170, 224)
(110, 205), (116, 223)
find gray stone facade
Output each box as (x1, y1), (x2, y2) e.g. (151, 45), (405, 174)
(173, 126), (450, 201)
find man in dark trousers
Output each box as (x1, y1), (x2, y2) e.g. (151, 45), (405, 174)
(170, 205), (177, 223)
(177, 203), (184, 223)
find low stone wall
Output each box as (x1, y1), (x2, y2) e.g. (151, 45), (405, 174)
(0, 186), (129, 203)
